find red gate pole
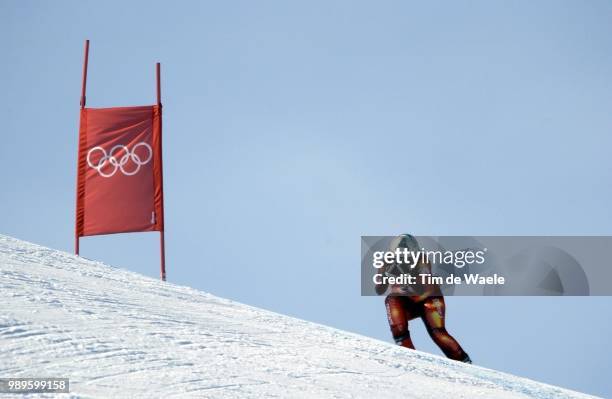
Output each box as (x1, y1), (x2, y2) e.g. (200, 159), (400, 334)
(75, 39), (89, 255)
(156, 62), (167, 281)
(80, 40), (89, 109)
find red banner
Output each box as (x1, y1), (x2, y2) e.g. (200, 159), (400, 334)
(76, 105), (164, 237)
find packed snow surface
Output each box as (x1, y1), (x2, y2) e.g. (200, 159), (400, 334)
(0, 235), (597, 398)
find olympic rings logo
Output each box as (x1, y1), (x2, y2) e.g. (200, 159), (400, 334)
(87, 142), (153, 178)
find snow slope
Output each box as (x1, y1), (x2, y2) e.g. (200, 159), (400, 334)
(0, 235), (597, 399)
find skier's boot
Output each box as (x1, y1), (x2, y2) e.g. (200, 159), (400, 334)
(461, 354), (472, 364)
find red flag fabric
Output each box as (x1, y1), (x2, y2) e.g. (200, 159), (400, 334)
(76, 105), (164, 237)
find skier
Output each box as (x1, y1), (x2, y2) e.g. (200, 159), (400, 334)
(377, 234), (472, 363)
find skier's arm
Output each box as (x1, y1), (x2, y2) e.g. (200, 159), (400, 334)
(375, 261), (389, 295)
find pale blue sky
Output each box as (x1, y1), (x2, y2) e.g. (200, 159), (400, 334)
(2, 1), (612, 396)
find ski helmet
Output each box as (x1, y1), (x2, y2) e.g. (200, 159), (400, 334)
(389, 234), (420, 252)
